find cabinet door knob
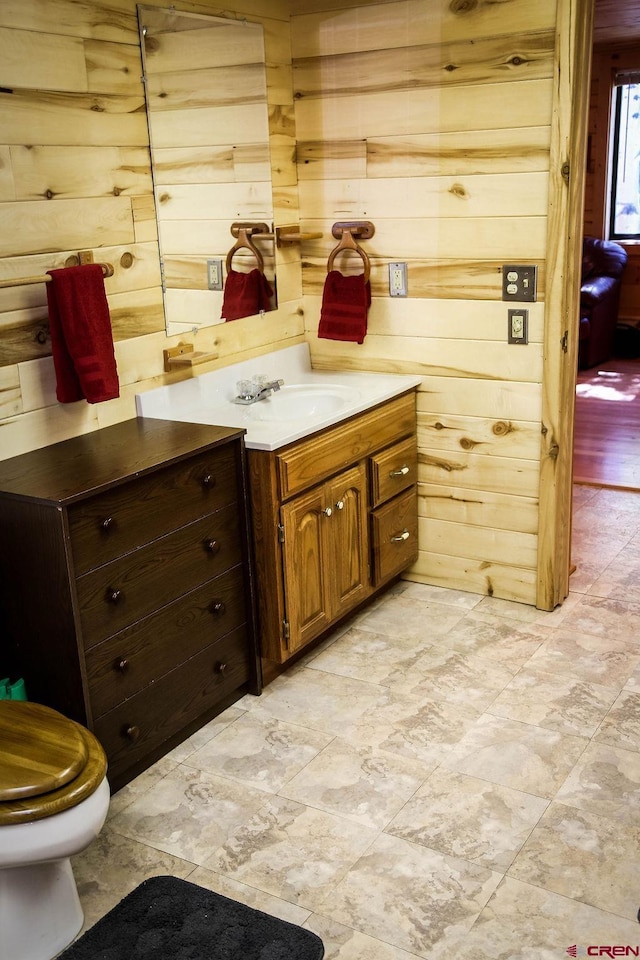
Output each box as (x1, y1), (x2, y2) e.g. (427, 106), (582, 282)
(389, 465), (410, 477)
(210, 600), (226, 616)
(321, 506), (333, 517)
(205, 538), (220, 554)
(124, 724), (140, 742)
(216, 662), (227, 676)
(390, 529), (410, 542)
(202, 473), (215, 489)
(100, 516), (115, 531)
(115, 657), (130, 673)
(106, 587), (122, 604)
(335, 499), (345, 510)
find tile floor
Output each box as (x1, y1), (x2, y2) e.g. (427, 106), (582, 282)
(72, 485), (640, 959)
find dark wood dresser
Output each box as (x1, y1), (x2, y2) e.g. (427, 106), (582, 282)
(0, 418), (261, 792)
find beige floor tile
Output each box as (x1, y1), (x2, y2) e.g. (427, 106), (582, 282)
(437, 613), (551, 668)
(356, 594), (468, 639)
(278, 737), (435, 830)
(388, 647), (517, 710)
(556, 595), (640, 645)
(183, 712), (333, 792)
(594, 689), (640, 752)
(107, 765), (270, 865)
(508, 800), (640, 921)
(387, 767), (548, 871)
(306, 625), (436, 685)
(526, 628), (640, 688)
(203, 795), (378, 911)
(442, 714), (588, 799)
(487, 667), (618, 737)
(434, 876), (640, 960)
(305, 914), (422, 960)
(556, 740), (640, 821)
(317, 832), (501, 959)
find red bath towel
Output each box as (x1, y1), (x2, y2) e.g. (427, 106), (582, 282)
(221, 269), (274, 321)
(46, 265), (119, 404)
(318, 271), (371, 343)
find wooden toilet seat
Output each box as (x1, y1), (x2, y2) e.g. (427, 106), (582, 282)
(0, 701), (107, 825)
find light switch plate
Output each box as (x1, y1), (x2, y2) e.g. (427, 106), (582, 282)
(508, 308), (528, 344)
(502, 264), (537, 302)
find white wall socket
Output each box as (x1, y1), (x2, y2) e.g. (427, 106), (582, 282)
(389, 262), (408, 297)
(207, 258), (223, 291)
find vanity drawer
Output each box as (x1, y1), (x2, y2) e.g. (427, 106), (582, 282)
(370, 436), (417, 508)
(370, 486), (418, 586)
(76, 506), (242, 647)
(93, 625), (252, 781)
(68, 446), (239, 575)
(276, 392), (417, 501)
(86, 566), (247, 718)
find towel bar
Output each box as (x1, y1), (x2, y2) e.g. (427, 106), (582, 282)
(0, 262), (114, 289)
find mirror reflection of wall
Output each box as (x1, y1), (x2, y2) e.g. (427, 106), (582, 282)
(138, 5), (277, 335)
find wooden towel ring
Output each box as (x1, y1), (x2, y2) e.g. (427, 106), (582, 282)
(226, 228), (264, 274)
(327, 228), (370, 282)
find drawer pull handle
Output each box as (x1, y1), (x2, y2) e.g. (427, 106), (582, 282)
(100, 516), (114, 531)
(216, 662), (227, 676)
(124, 724), (140, 742)
(391, 529), (410, 542)
(322, 506), (333, 517)
(210, 600), (226, 616)
(205, 539), (221, 554)
(106, 587), (122, 604)
(115, 658), (130, 673)
(389, 465), (410, 478)
(202, 473), (216, 489)
(335, 500), (345, 510)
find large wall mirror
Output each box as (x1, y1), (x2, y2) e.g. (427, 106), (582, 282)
(138, 6), (277, 335)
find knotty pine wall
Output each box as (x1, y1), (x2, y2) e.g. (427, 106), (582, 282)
(0, 0), (574, 608)
(0, 0), (303, 458)
(292, 0), (558, 605)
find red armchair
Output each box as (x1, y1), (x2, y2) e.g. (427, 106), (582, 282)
(579, 236), (628, 369)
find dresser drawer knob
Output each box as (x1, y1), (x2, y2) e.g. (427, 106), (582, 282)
(335, 500), (345, 511)
(210, 600), (226, 616)
(216, 662), (227, 676)
(124, 724), (140, 742)
(115, 658), (130, 673)
(106, 587), (122, 604)
(321, 506), (333, 517)
(390, 529), (410, 543)
(389, 465), (410, 478)
(202, 473), (216, 489)
(100, 516), (115, 531)
(205, 538), (220, 554)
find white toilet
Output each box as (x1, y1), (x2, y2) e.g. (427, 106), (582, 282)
(0, 699), (110, 960)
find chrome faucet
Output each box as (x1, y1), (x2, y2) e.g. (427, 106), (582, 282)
(233, 378), (284, 404)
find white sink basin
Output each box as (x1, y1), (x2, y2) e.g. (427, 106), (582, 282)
(248, 384), (360, 421)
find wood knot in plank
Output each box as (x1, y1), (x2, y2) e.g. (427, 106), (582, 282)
(444, 64), (459, 72)
(459, 437), (478, 450)
(449, 183), (468, 199)
(492, 421), (513, 436)
(449, 0), (478, 13)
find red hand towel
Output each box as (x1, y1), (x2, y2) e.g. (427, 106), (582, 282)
(221, 268), (274, 321)
(46, 264), (119, 404)
(318, 271), (371, 344)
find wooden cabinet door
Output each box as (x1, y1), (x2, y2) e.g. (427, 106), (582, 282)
(281, 485), (332, 654)
(327, 463), (368, 621)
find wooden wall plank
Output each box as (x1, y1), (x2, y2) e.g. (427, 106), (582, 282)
(9, 145), (152, 200)
(292, 0), (556, 56)
(419, 482), (539, 535)
(293, 33), (555, 100)
(0, 89), (148, 146)
(0, 197), (134, 257)
(0, 26), (87, 91)
(419, 448), (540, 498)
(411, 551), (537, 604)
(417, 413), (541, 461)
(294, 79), (555, 140)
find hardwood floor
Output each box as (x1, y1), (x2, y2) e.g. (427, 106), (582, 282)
(573, 357), (640, 490)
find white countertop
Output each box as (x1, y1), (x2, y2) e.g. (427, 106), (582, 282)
(135, 343), (422, 451)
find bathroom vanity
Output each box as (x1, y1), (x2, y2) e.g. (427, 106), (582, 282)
(137, 344), (422, 669)
(0, 418), (260, 791)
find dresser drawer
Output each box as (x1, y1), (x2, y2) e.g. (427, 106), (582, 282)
(370, 436), (417, 508)
(76, 506), (242, 647)
(86, 565), (247, 718)
(93, 625), (252, 780)
(370, 487), (418, 586)
(68, 445), (239, 575)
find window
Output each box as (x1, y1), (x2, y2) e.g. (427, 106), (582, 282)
(609, 74), (640, 240)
